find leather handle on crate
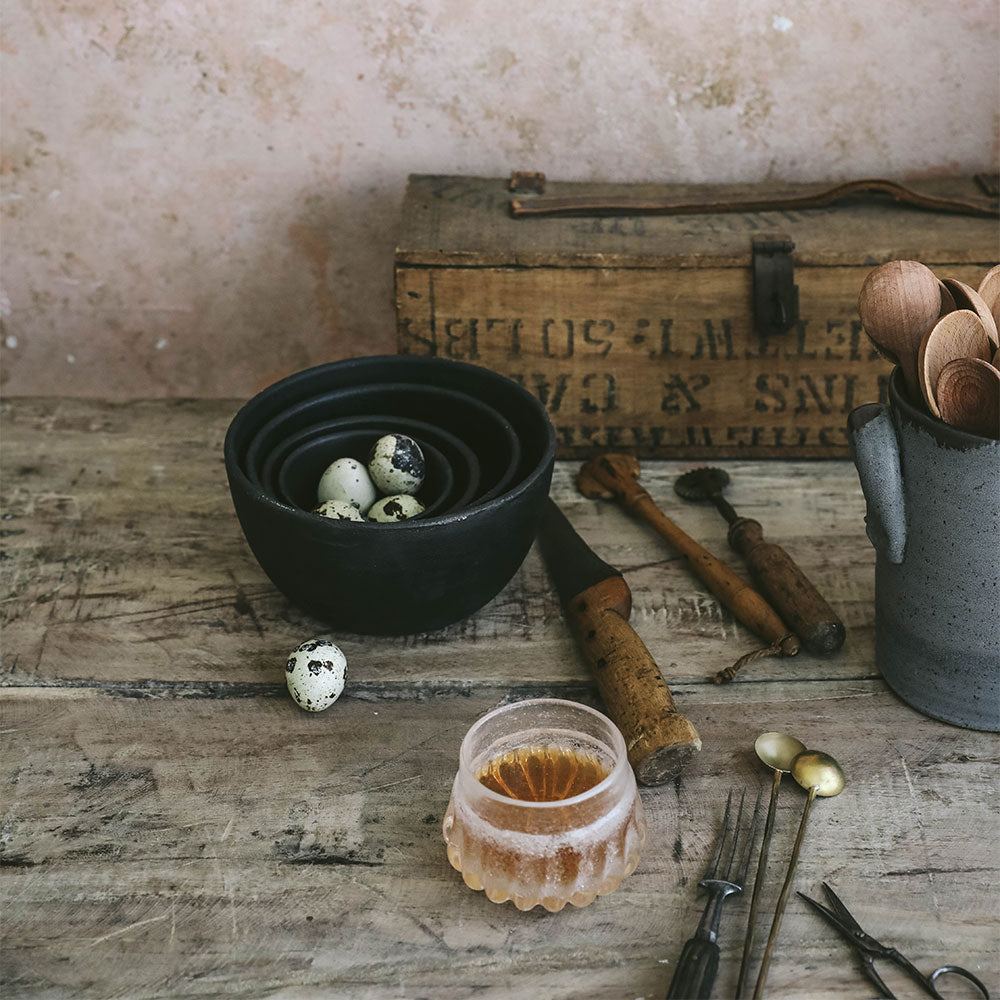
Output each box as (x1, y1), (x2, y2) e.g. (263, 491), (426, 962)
(511, 177), (999, 219)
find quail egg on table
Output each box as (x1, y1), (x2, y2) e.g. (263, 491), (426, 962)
(367, 434), (425, 495)
(317, 457), (377, 514)
(368, 494), (425, 522)
(285, 638), (347, 712)
(314, 500), (364, 522)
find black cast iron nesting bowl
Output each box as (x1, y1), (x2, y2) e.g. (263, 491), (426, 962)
(244, 382), (521, 506)
(257, 414), (482, 514)
(224, 355), (556, 635)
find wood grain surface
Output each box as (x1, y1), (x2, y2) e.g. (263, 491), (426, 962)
(2, 398), (997, 999)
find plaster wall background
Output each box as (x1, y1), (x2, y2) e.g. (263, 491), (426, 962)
(1, 0), (997, 398)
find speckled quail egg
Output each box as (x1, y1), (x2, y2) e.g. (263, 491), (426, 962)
(317, 457), (377, 514)
(367, 434), (425, 495)
(314, 500), (364, 522)
(285, 638), (347, 712)
(367, 494), (425, 522)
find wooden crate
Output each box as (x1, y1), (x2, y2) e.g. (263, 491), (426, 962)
(394, 174), (997, 458)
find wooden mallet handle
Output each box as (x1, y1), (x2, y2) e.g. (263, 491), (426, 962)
(578, 454), (799, 656)
(565, 575), (701, 785)
(728, 518), (846, 655)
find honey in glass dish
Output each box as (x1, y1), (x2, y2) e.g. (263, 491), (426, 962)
(442, 699), (646, 912)
(477, 744), (611, 801)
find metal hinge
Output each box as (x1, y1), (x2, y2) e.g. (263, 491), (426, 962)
(509, 170), (546, 194)
(753, 235), (799, 336)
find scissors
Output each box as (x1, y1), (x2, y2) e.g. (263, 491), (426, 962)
(798, 882), (991, 999)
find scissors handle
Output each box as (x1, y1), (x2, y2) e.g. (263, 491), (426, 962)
(880, 946), (991, 1000)
(929, 964), (991, 1000)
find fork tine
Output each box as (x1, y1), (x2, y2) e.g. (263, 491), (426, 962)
(705, 788), (734, 879)
(735, 788), (763, 887)
(669, 789), (758, 999)
(721, 789), (747, 881)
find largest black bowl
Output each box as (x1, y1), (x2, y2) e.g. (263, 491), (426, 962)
(224, 355), (556, 635)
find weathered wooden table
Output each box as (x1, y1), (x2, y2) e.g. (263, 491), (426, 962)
(2, 398), (997, 999)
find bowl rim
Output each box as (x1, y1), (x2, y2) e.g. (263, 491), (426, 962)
(254, 412), (483, 502)
(224, 355), (556, 532)
(241, 379), (522, 487)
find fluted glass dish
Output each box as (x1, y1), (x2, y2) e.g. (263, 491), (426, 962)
(442, 698), (646, 912)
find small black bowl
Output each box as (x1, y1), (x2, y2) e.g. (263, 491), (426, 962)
(242, 382), (519, 504)
(224, 355), (555, 635)
(277, 429), (454, 519)
(256, 414), (482, 515)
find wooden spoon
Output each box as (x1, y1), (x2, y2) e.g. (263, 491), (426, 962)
(977, 264), (1000, 329)
(936, 357), (1000, 438)
(917, 310), (993, 417)
(858, 260), (947, 401)
(941, 277), (1000, 351)
(938, 279), (957, 315)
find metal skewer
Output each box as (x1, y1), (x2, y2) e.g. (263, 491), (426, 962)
(735, 732), (806, 998)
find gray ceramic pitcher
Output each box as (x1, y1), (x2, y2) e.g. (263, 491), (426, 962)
(848, 369), (1000, 731)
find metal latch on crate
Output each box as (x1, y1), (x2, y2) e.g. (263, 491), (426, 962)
(752, 235), (799, 336)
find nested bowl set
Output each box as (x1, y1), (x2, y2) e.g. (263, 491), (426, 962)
(224, 354), (556, 636)
(225, 356), (638, 913)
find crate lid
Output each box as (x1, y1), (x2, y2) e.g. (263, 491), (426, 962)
(396, 174), (998, 269)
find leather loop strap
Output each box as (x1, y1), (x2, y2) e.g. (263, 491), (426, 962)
(511, 177), (999, 219)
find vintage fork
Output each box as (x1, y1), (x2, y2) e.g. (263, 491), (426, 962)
(666, 789), (762, 1000)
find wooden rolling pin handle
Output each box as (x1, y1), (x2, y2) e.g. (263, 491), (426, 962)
(727, 518), (846, 656)
(565, 576), (702, 786)
(629, 492), (800, 654)
(577, 454), (798, 657)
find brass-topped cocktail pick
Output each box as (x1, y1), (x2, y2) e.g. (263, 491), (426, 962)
(752, 749), (846, 999)
(735, 732), (807, 998)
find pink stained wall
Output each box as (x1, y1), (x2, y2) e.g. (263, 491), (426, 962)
(1, 0), (998, 399)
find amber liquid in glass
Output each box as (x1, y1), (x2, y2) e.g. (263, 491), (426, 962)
(477, 745), (611, 801)
(445, 716), (646, 910)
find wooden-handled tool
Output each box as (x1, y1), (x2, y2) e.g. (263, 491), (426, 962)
(674, 466), (846, 656)
(578, 455), (799, 675)
(536, 498), (701, 785)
